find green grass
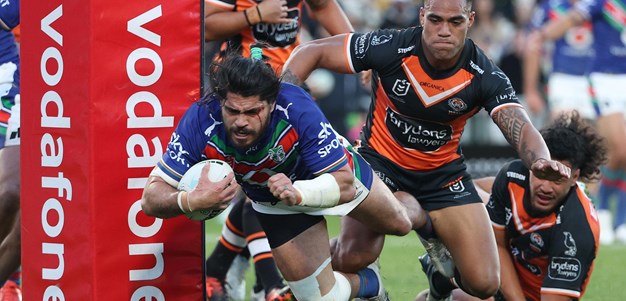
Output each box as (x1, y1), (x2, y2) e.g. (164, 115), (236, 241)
(206, 216), (626, 300)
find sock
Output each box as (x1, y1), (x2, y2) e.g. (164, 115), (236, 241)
(205, 199), (247, 279)
(355, 268), (379, 298)
(243, 201), (284, 293)
(415, 214), (436, 240)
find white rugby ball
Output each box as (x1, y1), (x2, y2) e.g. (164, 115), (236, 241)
(177, 159), (233, 220)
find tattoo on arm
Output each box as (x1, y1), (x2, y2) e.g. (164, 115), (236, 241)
(281, 69), (303, 85)
(494, 107), (540, 165)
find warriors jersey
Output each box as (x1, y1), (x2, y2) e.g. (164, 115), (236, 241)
(343, 27), (522, 171)
(0, 0), (20, 143)
(488, 160), (600, 301)
(0, 0), (19, 68)
(206, 0), (304, 73)
(155, 83), (373, 203)
(575, 0), (626, 73)
(530, 0), (593, 76)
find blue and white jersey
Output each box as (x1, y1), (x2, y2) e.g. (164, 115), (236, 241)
(530, 0), (594, 75)
(156, 83), (373, 203)
(575, 0), (626, 73)
(0, 0), (19, 65)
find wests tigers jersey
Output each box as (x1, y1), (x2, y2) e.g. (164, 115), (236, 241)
(206, 0), (304, 73)
(155, 83), (373, 203)
(488, 160), (600, 301)
(344, 27), (522, 171)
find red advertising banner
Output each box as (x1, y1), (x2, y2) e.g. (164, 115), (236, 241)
(21, 0), (204, 300)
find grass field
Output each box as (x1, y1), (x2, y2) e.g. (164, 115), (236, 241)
(206, 216), (626, 300)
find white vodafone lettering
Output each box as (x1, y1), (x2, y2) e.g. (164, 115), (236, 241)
(39, 4), (70, 300)
(126, 6), (173, 299)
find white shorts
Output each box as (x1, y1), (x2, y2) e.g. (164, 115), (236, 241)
(547, 73), (596, 119)
(251, 177), (369, 216)
(589, 73), (626, 116)
(5, 94), (19, 147)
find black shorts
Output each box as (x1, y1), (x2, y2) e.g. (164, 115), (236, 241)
(358, 146), (482, 211)
(255, 211), (324, 249)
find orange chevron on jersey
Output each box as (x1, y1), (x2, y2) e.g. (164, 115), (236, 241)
(401, 56), (474, 108)
(367, 84), (478, 171)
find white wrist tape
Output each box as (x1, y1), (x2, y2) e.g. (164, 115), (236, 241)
(292, 173), (341, 208)
(177, 191), (187, 213)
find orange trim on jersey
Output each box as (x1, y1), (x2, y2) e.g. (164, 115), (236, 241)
(219, 236), (244, 253)
(252, 252), (274, 263)
(246, 231), (267, 242)
(225, 218), (244, 236)
(401, 56), (474, 108)
(509, 183), (557, 234)
(366, 87), (474, 170)
(574, 187), (599, 298)
(343, 34), (354, 73)
(489, 102), (524, 118)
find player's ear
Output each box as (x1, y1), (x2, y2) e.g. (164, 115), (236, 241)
(570, 169), (581, 186)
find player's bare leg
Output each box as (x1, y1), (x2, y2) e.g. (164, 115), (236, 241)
(429, 202), (500, 299)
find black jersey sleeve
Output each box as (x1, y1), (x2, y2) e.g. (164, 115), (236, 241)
(469, 46), (521, 114)
(346, 27), (418, 75)
(487, 161), (514, 227)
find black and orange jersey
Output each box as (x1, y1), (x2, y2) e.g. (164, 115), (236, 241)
(344, 27), (522, 171)
(206, 0), (304, 73)
(488, 160), (600, 301)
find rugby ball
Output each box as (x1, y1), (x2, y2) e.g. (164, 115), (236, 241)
(177, 159), (233, 220)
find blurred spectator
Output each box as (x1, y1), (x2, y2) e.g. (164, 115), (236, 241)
(468, 0), (516, 65)
(380, 0), (421, 29)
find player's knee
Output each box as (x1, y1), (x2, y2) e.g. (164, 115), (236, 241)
(463, 271), (500, 299)
(288, 260), (351, 300)
(332, 248), (376, 272)
(385, 213), (412, 236)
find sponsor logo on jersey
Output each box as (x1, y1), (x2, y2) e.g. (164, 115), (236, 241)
(392, 79), (411, 96)
(447, 97), (467, 114)
(397, 45), (415, 54)
(252, 8), (300, 47)
(371, 34), (392, 46)
(354, 33), (371, 59)
(268, 145), (286, 163)
(565, 24), (593, 49)
(167, 132), (190, 167)
(420, 81), (445, 92)
(469, 60), (484, 74)
(317, 122), (333, 144)
(385, 107), (452, 152)
(549, 257), (581, 281)
(506, 171), (526, 181)
(275, 102), (293, 119)
(318, 137), (341, 158)
(563, 232), (577, 256)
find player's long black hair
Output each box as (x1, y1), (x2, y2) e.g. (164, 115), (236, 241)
(541, 111), (608, 182)
(206, 51), (280, 105)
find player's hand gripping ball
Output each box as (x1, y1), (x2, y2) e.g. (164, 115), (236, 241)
(177, 159), (233, 220)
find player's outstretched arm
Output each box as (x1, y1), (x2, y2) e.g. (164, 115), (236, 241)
(204, 0), (291, 41)
(282, 34), (352, 85)
(491, 106), (570, 181)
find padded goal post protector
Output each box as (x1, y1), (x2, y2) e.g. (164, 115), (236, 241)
(21, 0), (204, 300)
